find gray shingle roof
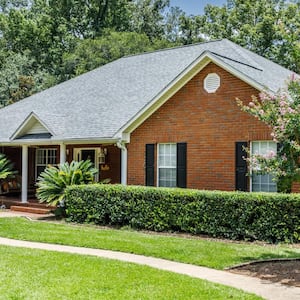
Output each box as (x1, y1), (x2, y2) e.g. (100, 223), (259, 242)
(0, 39), (295, 143)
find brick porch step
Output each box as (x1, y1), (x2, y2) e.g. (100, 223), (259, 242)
(10, 205), (53, 215)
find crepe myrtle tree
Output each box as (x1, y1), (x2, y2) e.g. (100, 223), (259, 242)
(237, 74), (300, 193)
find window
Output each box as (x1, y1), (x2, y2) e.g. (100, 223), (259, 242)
(146, 143), (186, 188)
(158, 144), (177, 187)
(251, 141), (277, 192)
(36, 148), (57, 179)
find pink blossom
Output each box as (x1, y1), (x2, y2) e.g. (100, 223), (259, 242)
(259, 93), (269, 101)
(279, 100), (286, 107)
(265, 150), (276, 159)
(249, 101), (255, 107)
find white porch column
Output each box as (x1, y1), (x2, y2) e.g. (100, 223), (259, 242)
(117, 141), (127, 185)
(21, 145), (28, 203)
(60, 143), (66, 164)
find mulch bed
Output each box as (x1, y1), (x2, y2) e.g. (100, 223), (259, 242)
(228, 259), (300, 287)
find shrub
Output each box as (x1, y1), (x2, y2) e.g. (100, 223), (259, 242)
(0, 153), (16, 180)
(65, 184), (300, 243)
(36, 160), (98, 206)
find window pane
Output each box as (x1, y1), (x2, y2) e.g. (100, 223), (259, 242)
(251, 141), (277, 192)
(158, 144), (176, 167)
(158, 144), (177, 187)
(252, 184), (260, 192)
(159, 168), (176, 187)
(36, 148), (57, 179)
(36, 149), (43, 164)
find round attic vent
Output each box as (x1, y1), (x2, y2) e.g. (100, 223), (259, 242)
(204, 73), (221, 93)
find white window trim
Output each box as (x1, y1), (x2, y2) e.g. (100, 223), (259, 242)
(35, 148), (57, 179)
(250, 141), (277, 192)
(157, 143), (177, 187)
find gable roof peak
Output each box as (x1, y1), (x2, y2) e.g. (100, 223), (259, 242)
(10, 111), (54, 141)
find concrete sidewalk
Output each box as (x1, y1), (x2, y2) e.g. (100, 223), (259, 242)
(0, 236), (299, 300)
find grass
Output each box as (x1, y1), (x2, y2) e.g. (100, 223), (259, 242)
(0, 245), (262, 300)
(0, 217), (300, 269)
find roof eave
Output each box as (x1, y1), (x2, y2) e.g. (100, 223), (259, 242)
(0, 137), (119, 146)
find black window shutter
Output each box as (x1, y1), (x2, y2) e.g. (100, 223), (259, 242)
(145, 144), (155, 186)
(177, 143), (187, 188)
(235, 142), (248, 191)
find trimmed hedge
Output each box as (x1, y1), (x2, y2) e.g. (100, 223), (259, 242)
(65, 184), (300, 243)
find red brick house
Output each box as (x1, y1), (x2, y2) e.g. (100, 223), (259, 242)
(0, 39), (297, 203)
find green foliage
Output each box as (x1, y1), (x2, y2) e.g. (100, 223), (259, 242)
(65, 184), (300, 243)
(237, 76), (300, 192)
(63, 30), (174, 76)
(192, 0), (300, 73)
(36, 160), (98, 206)
(0, 153), (15, 180)
(0, 0), (299, 106)
(0, 51), (55, 107)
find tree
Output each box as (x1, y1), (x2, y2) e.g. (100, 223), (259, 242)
(0, 0), (29, 13)
(237, 75), (300, 192)
(0, 52), (55, 107)
(62, 30), (174, 77)
(164, 6), (186, 42)
(195, 0), (300, 73)
(131, 0), (170, 40)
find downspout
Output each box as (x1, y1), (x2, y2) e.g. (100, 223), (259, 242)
(116, 140), (127, 185)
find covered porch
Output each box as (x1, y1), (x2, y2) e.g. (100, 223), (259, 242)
(0, 142), (126, 204)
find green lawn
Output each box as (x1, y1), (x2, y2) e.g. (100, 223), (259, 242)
(0, 217), (299, 269)
(0, 245), (262, 300)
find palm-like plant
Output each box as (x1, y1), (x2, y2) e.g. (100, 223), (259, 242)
(0, 153), (15, 180)
(36, 160), (98, 206)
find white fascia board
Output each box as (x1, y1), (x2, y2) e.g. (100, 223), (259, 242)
(115, 52), (266, 137)
(10, 112), (55, 140)
(4, 137), (119, 146)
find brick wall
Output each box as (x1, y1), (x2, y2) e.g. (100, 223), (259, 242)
(127, 62), (272, 191)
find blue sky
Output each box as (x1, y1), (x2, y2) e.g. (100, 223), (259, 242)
(170, 0), (227, 15)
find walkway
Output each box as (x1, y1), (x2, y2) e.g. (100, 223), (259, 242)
(0, 212), (300, 300)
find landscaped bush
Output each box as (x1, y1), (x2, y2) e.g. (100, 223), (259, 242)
(65, 184), (300, 243)
(36, 160), (98, 206)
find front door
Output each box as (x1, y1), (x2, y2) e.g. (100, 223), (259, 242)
(81, 149), (96, 164)
(73, 148), (99, 181)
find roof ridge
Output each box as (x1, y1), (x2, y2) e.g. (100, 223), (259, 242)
(211, 52), (263, 71)
(123, 39), (224, 59)
(223, 39), (263, 70)
(224, 39), (299, 75)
